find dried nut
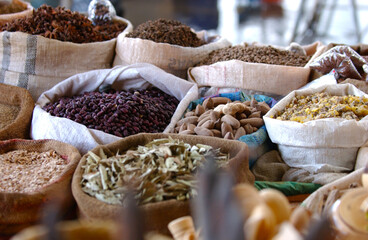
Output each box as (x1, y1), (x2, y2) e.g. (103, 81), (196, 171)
(210, 110), (221, 122)
(234, 127), (246, 139)
(290, 207), (311, 233)
(184, 111), (196, 118)
(211, 129), (222, 138)
(179, 129), (195, 135)
(256, 101), (271, 115)
(238, 113), (247, 119)
(214, 119), (222, 130)
(222, 103), (246, 115)
(244, 204), (277, 240)
(177, 116), (199, 126)
(213, 104), (226, 114)
(179, 123), (187, 132)
(240, 118), (264, 128)
(221, 122), (233, 137)
(243, 100), (251, 106)
(224, 132), (234, 140)
(212, 97), (231, 106)
(248, 111), (261, 118)
(187, 124), (196, 131)
(197, 116), (211, 127)
(194, 126), (214, 136)
(244, 124), (254, 134)
(197, 110), (212, 122)
(253, 127), (258, 132)
(242, 105), (252, 116)
(233, 183), (262, 218)
(201, 120), (215, 129)
(221, 114), (240, 129)
(259, 188), (291, 224)
(195, 104), (205, 116)
(250, 99), (258, 108)
(202, 97), (214, 110)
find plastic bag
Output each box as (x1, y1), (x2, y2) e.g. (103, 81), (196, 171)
(309, 46), (368, 81)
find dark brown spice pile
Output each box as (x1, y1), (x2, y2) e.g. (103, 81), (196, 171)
(43, 87), (179, 138)
(196, 44), (311, 67)
(126, 18), (205, 47)
(0, 2), (27, 14)
(0, 5), (127, 43)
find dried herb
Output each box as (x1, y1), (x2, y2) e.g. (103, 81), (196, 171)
(0, 5), (127, 43)
(81, 137), (229, 205)
(0, 2), (27, 14)
(126, 18), (205, 47)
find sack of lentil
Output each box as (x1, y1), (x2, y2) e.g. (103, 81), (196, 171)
(0, 0), (33, 24)
(31, 63), (199, 155)
(0, 83), (34, 140)
(263, 84), (368, 184)
(188, 41), (325, 96)
(113, 18), (231, 79)
(0, 139), (81, 235)
(72, 133), (253, 234)
(0, 5), (133, 101)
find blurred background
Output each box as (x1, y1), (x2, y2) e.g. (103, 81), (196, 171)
(30, 0), (368, 46)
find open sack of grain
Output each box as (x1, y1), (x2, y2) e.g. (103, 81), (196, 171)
(264, 83), (368, 185)
(71, 133), (253, 234)
(188, 41), (325, 97)
(0, 139), (81, 235)
(31, 63), (199, 154)
(113, 18), (231, 79)
(0, 5), (133, 100)
(0, 83), (33, 140)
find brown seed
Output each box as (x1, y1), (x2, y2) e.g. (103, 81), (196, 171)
(198, 110), (212, 122)
(212, 97), (231, 106)
(210, 110), (221, 122)
(256, 102), (271, 116)
(197, 116), (211, 127)
(184, 111), (196, 117)
(179, 130), (195, 135)
(221, 122), (233, 137)
(244, 124), (254, 134)
(248, 111), (262, 118)
(234, 127), (246, 139)
(221, 114), (240, 129)
(194, 126), (214, 136)
(211, 129), (222, 138)
(224, 132), (234, 140)
(201, 120), (215, 129)
(177, 116), (199, 126)
(195, 104), (205, 116)
(203, 98), (214, 110)
(239, 118), (264, 128)
(187, 124), (196, 131)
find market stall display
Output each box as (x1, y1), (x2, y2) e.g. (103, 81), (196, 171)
(0, 139), (81, 235)
(0, 5), (133, 100)
(72, 133), (253, 234)
(188, 41), (324, 96)
(113, 18), (231, 79)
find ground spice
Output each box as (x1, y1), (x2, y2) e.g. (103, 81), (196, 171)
(126, 18), (205, 47)
(196, 44), (311, 67)
(0, 103), (20, 129)
(0, 5), (127, 43)
(0, 149), (68, 193)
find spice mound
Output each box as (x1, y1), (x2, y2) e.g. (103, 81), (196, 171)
(272, 92), (368, 123)
(0, 149), (68, 193)
(126, 18), (205, 47)
(196, 44), (311, 67)
(81, 137), (229, 205)
(0, 103), (20, 129)
(0, 1), (27, 14)
(42, 87), (179, 138)
(0, 5), (127, 43)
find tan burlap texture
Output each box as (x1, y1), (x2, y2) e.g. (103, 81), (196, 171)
(0, 139), (81, 235)
(72, 133), (254, 235)
(0, 83), (34, 140)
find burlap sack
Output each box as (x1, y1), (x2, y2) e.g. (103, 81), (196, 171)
(72, 133), (254, 234)
(340, 78), (368, 94)
(0, 139), (81, 235)
(0, 16), (133, 101)
(188, 42), (325, 96)
(264, 84), (368, 177)
(0, 83), (34, 140)
(0, 0), (33, 24)
(113, 30), (231, 79)
(31, 63), (199, 155)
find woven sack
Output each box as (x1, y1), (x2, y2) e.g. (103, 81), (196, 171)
(188, 41), (325, 96)
(0, 139), (81, 235)
(72, 133), (254, 234)
(113, 30), (231, 79)
(31, 63), (199, 155)
(0, 16), (133, 101)
(0, 83), (34, 140)
(0, 0), (33, 24)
